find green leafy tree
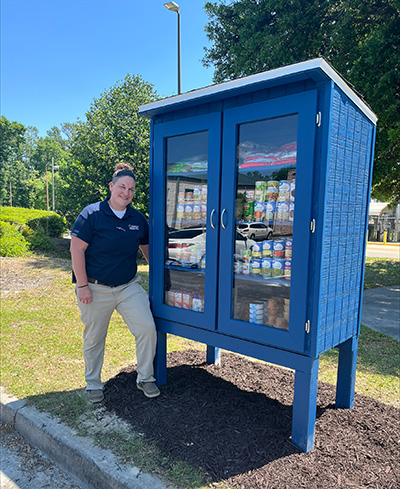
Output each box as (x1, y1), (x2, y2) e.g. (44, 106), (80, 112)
(0, 116), (37, 208)
(203, 0), (400, 203)
(64, 74), (158, 224)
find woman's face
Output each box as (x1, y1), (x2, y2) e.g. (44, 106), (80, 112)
(109, 176), (135, 211)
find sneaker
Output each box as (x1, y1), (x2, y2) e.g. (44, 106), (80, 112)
(87, 389), (104, 403)
(137, 381), (160, 398)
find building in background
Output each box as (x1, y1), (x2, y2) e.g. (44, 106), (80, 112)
(368, 201), (400, 242)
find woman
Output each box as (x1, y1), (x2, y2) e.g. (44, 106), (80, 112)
(70, 162), (159, 403)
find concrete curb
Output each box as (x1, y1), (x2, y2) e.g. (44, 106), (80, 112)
(0, 388), (169, 489)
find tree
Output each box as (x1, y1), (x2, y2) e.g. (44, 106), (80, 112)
(203, 0), (400, 203)
(0, 116), (36, 208)
(64, 74), (158, 224)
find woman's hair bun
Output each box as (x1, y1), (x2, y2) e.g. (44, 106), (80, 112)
(114, 162), (133, 172)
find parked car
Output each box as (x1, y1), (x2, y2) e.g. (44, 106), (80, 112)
(237, 222), (273, 241)
(167, 226), (255, 262)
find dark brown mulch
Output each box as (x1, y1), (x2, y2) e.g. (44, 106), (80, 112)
(103, 350), (400, 489)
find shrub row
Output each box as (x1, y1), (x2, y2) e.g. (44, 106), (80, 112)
(0, 206), (67, 257)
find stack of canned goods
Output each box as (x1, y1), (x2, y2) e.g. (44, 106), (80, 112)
(261, 238), (292, 279)
(234, 238), (292, 280)
(247, 298), (290, 329)
(241, 179), (295, 224)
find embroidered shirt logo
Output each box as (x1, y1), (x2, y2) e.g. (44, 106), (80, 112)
(128, 224), (139, 231)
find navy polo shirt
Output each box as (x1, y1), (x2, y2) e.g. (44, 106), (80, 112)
(71, 199), (149, 286)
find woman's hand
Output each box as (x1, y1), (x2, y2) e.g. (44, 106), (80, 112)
(77, 285), (93, 304)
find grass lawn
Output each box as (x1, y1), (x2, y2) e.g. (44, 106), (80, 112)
(1, 254), (399, 488)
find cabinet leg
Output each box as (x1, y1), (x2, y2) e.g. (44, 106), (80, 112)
(291, 358), (319, 452)
(154, 331), (167, 386)
(206, 345), (221, 366)
(335, 336), (358, 409)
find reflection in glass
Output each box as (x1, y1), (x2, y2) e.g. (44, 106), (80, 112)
(164, 131), (208, 312)
(233, 114), (298, 330)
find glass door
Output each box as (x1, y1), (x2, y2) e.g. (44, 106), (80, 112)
(218, 91), (317, 352)
(151, 113), (221, 330)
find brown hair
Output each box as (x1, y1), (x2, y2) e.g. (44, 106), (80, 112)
(111, 162), (135, 183)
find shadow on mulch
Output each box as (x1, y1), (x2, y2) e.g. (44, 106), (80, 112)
(103, 350), (400, 489)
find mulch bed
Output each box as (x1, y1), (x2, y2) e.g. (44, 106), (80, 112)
(103, 350), (399, 488)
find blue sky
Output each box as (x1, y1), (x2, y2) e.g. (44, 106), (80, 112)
(1, 0), (215, 137)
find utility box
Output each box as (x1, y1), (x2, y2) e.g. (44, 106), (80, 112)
(139, 58), (377, 452)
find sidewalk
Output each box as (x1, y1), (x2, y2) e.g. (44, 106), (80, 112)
(0, 388), (169, 489)
(361, 285), (400, 341)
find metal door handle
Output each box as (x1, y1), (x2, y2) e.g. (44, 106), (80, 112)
(221, 209), (227, 230)
(210, 209), (216, 229)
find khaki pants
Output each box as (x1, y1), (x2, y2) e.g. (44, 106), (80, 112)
(76, 276), (157, 390)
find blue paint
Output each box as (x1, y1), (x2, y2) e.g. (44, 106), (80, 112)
(140, 59), (376, 453)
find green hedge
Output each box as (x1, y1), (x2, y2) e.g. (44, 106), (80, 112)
(0, 206), (67, 237)
(0, 206), (67, 257)
(0, 221), (30, 257)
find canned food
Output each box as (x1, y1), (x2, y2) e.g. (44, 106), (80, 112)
(192, 295), (203, 312)
(266, 181), (279, 201)
(273, 239), (285, 258)
(262, 258), (273, 277)
(290, 180), (296, 201)
(255, 181), (267, 201)
(265, 201), (276, 222)
(193, 186), (202, 201)
(284, 239), (293, 257)
(284, 259), (292, 279)
(249, 301), (264, 311)
(262, 240), (273, 256)
(252, 242), (263, 258)
(251, 259), (262, 274)
(254, 201), (265, 221)
(272, 259), (285, 277)
(276, 201), (290, 222)
(244, 202), (254, 221)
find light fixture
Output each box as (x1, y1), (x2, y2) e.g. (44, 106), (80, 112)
(164, 2), (181, 94)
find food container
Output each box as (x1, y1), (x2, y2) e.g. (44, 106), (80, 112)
(244, 202), (254, 221)
(252, 242), (263, 258)
(192, 295), (203, 312)
(272, 239), (285, 258)
(265, 201), (276, 222)
(272, 259), (285, 277)
(182, 293), (193, 309)
(251, 259), (262, 274)
(262, 240), (273, 256)
(262, 258), (273, 277)
(254, 201), (265, 221)
(266, 181), (279, 201)
(193, 186), (202, 201)
(284, 239), (293, 257)
(174, 292), (183, 308)
(255, 181), (267, 201)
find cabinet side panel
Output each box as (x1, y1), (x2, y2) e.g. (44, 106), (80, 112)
(319, 86), (374, 354)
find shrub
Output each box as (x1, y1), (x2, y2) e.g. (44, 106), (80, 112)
(0, 207), (67, 238)
(22, 227), (57, 252)
(0, 221), (30, 257)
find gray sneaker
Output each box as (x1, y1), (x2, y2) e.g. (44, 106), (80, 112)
(87, 389), (104, 403)
(137, 381), (160, 398)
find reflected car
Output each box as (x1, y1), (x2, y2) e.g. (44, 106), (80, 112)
(167, 227), (255, 261)
(237, 222), (273, 241)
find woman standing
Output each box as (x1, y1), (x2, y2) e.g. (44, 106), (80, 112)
(70, 162), (159, 403)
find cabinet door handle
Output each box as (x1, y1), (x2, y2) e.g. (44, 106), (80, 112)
(210, 209), (216, 230)
(221, 209), (227, 230)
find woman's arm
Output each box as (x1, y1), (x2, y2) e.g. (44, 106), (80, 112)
(70, 236), (92, 304)
(139, 244), (150, 264)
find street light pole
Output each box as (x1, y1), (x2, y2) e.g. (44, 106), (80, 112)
(51, 157), (60, 211)
(164, 1), (181, 95)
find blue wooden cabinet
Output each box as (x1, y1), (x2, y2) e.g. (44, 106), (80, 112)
(139, 58), (377, 452)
